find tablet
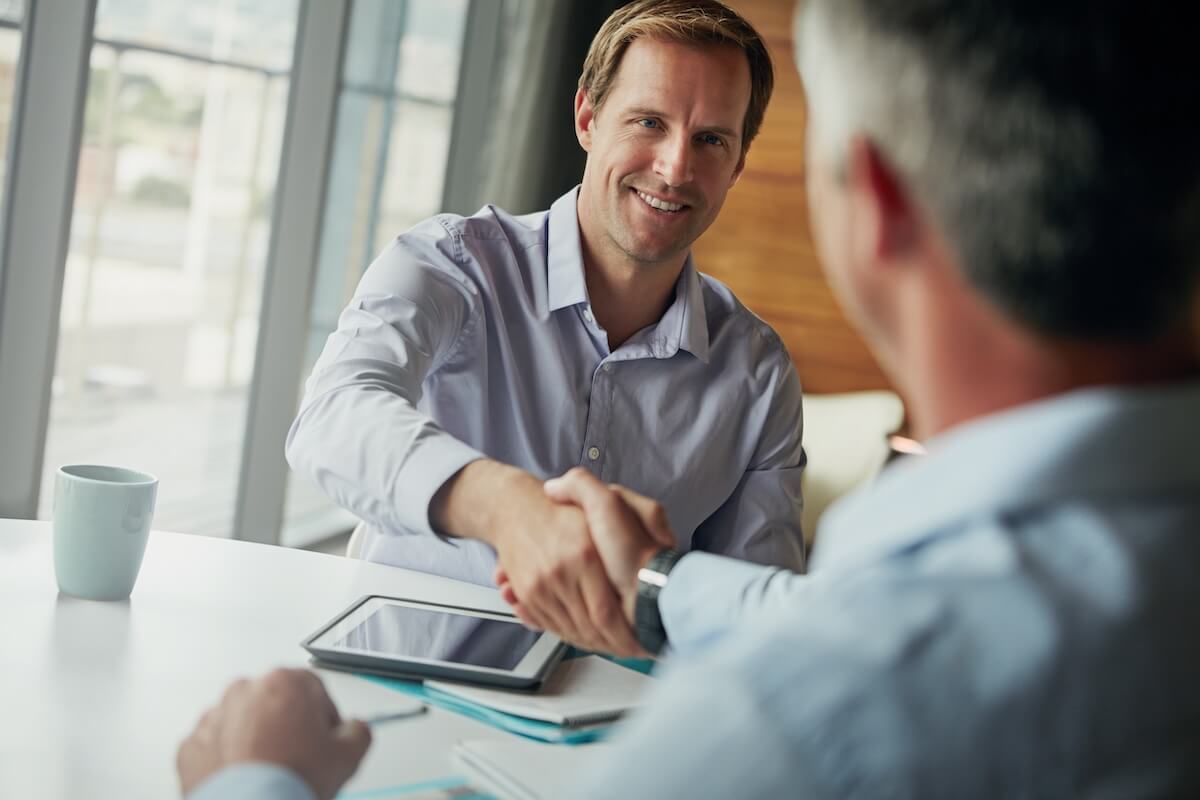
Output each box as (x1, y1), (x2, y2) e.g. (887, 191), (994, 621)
(302, 595), (566, 689)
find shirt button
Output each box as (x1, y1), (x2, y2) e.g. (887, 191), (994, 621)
(602, 363), (613, 373)
(587, 446), (601, 461)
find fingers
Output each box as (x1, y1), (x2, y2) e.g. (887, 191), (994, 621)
(298, 669), (342, 726)
(334, 719), (372, 765)
(575, 559), (643, 657)
(525, 588), (575, 640)
(610, 485), (677, 547)
(545, 469), (677, 549)
(543, 467), (611, 509)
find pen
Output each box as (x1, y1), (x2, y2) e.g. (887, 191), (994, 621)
(362, 705), (428, 727)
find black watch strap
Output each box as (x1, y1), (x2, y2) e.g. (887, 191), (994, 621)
(634, 548), (683, 655)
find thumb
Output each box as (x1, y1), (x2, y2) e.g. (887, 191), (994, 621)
(612, 486), (677, 547)
(334, 719), (372, 765)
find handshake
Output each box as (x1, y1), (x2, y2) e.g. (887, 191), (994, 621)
(434, 462), (678, 658)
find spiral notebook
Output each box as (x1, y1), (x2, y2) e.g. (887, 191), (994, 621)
(424, 654), (649, 727)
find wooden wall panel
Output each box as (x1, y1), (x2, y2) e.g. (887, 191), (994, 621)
(692, 0), (893, 394)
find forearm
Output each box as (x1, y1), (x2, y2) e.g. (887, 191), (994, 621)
(287, 228), (484, 538)
(430, 459), (543, 545)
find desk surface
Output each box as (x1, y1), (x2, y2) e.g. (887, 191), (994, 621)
(0, 519), (514, 799)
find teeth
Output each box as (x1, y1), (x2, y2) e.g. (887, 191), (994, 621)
(636, 190), (684, 213)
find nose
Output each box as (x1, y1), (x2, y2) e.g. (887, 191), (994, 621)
(653, 133), (693, 188)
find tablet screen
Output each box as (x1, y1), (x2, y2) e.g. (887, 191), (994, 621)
(334, 603), (541, 671)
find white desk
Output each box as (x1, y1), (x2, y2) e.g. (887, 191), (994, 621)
(0, 519), (516, 799)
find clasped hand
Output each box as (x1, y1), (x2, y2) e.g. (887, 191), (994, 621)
(491, 467), (676, 658)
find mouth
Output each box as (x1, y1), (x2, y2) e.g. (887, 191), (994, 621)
(631, 188), (689, 215)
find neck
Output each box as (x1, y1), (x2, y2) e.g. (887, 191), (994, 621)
(576, 199), (685, 351)
(897, 282), (1200, 441)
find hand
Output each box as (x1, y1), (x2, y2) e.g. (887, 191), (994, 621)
(499, 468), (675, 632)
(433, 460), (646, 657)
(177, 669), (371, 800)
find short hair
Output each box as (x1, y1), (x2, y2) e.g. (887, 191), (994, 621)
(580, 0), (774, 154)
(796, 0), (1200, 342)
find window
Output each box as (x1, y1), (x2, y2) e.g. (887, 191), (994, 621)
(38, 0), (300, 537)
(0, 0), (27, 219)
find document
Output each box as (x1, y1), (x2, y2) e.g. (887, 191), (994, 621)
(425, 654), (650, 726)
(454, 738), (615, 800)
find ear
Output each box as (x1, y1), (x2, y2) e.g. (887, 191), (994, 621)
(844, 136), (919, 263)
(574, 88), (595, 152)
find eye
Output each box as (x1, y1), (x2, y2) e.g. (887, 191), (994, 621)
(637, 118), (659, 129)
(700, 133), (724, 147)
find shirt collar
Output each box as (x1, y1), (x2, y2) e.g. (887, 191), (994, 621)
(813, 379), (1200, 575)
(654, 256), (710, 363)
(547, 188), (589, 311)
(545, 186), (711, 363)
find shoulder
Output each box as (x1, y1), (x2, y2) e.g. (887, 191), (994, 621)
(425, 204), (549, 255)
(697, 271), (793, 372)
(371, 205), (548, 288)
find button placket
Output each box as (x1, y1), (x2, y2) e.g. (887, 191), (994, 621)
(580, 356), (613, 475)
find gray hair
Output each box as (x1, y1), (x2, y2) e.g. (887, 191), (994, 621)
(795, 0), (1200, 342)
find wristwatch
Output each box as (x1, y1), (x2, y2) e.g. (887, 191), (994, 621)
(634, 548), (684, 655)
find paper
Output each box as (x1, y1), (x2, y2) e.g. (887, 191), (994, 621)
(454, 738), (615, 800)
(359, 673), (609, 744)
(425, 655), (650, 726)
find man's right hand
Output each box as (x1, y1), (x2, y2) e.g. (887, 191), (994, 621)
(432, 460), (652, 657)
(177, 669), (370, 800)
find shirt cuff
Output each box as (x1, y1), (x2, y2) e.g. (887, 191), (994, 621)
(659, 552), (776, 653)
(187, 763), (317, 800)
(395, 433), (486, 538)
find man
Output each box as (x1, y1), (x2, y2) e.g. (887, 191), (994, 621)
(182, 0), (1200, 797)
(285, 0), (805, 657)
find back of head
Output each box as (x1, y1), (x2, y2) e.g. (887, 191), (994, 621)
(796, 0), (1200, 342)
(581, 0), (774, 155)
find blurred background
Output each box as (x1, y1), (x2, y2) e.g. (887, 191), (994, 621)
(0, 0), (889, 551)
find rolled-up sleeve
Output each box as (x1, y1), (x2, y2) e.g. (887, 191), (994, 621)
(285, 217), (487, 538)
(691, 345), (806, 571)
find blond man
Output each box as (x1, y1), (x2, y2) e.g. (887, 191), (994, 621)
(286, 0), (805, 658)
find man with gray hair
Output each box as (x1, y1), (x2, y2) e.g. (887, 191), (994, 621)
(179, 1), (1200, 797)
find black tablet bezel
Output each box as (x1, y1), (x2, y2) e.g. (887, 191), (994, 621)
(301, 594), (566, 690)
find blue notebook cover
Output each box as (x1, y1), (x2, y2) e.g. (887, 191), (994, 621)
(359, 650), (655, 745)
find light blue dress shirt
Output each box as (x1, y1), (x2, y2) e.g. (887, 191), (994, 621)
(286, 188), (806, 584)
(190, 381), (1200, 798)
(189, 763), (313, 800)
(581, 379), (1200, 798)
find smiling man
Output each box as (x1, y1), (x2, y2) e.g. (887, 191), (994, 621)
(285, 0), (805, 658)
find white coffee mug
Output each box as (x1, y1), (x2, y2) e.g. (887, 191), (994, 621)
(53, 464), (158, 601)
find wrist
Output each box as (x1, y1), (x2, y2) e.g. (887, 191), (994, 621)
(632, 547), (684, 655)
(431, 460), (528, 545)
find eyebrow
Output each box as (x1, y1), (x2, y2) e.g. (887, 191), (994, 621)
(626, 107), (740, 140)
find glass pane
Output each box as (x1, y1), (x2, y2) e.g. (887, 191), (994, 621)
(281, 0), (469, 548)
(0, 1), (26, 226)
(94, 0), (296, 72)
(40, 0), (299, 538)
